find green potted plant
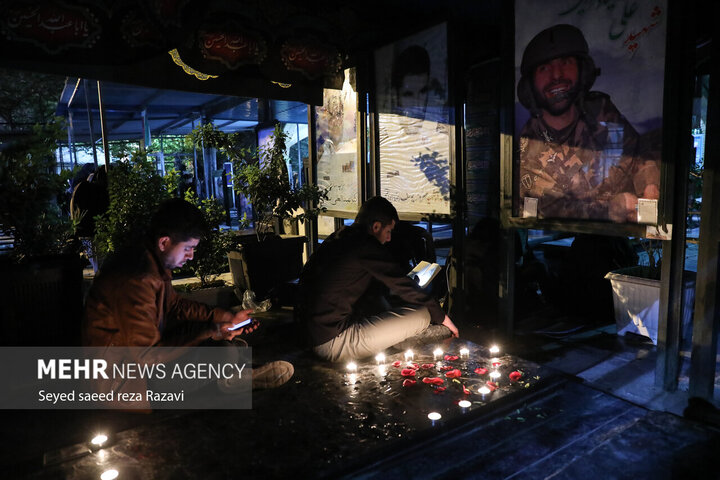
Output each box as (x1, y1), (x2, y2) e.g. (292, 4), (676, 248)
(92, 151), (172, 260)
(187, 122), (329, 301)
(173, 190), (244, 308)
(0, 120), (84, 345)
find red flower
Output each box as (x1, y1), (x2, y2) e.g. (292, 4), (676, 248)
(444, 369), (462, 378)
(492, 361), (501, 368)
(444, 355), (459, 361)
(421, 363), (435, 369)
(392, 361), (402, 368)
(509, 371), (523, 381)
(422, 377), (444, 385)
(408, 363), (420, 370)
(486, 381), (498, 391)
(401, 368), (416, 377)
(474, 367), (488, 375)
(440, 365), (453, 371)
(462, 384), (471, 395)
(402, 379), (417, 387)
(433, 387), (447, 394)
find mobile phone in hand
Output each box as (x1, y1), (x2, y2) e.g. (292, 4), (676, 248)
(228, 318), (253, 331)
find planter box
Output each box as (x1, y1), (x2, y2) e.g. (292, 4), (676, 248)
(0, 255), (84, 346)
(177, 285), (237, 309)
(228, 234), (306, 302)
(605, 266), (695, 345)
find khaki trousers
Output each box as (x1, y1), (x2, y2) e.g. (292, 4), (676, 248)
(313, 306), (431, 363)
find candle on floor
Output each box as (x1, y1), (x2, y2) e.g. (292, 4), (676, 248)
(375, 353), (386, 365)
(101, 470), (119, 480)
(91, 434), (108, 447)
(433, 348), (443, 360)
(489, 345), (500, 355)
(478, 385), (491, 400)
(346, 362), (357, 372)
(405, 349), (414, 361)
(459, 347), (469, 358)
(428, 411), (442, 426)
(458, 400), (471, 412)
(490, 371), (501, 382)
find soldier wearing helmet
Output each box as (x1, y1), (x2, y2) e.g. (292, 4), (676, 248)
(517, 24), (660, 222)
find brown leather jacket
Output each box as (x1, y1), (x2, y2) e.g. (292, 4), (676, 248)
(83, 247), (232, 347)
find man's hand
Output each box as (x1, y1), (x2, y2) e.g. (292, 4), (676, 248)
(211, 309), (257, 341)
(442, 315), (459, 338)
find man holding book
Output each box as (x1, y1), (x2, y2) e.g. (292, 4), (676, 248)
(299, 196), (459, 362)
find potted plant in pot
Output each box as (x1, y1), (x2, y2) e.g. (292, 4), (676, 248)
(187, 123), (329, 302)
(173, 190), (244, 308)
(0, 120), (85, 345)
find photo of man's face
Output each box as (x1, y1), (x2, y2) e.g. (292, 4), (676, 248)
(532, 55), (580, 116)
(395, 72), (430, 111)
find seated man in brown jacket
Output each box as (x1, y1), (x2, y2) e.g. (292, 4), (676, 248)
(83, 198), (292, 390)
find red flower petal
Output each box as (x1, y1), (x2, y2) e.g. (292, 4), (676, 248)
(421, 363), (435, 369)
(486, 381), (498, 391)
(402, 379), (417, 387)
(509, 371), (522, 381)
(422, 377), (445, 385)
(412, 363), (420, 369)
(462, 385), (471, 395)
(440, 365), (453, 371)
(401, 368), (416, 377)
(444, 355), (459, 361)
(392, 361), (402, 368)
(474, 367), (488, 375)
(433, 386), (447, 394)
(444, 369), (462, 378)
(492, 361), (501, 368)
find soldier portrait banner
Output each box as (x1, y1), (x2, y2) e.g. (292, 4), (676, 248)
(514, 0), (667, 224)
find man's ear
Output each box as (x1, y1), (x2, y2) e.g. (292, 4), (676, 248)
(371, 221), (382, 235)
(156, 236), (172, 252)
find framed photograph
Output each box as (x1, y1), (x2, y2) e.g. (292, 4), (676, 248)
(375, 23), (452, 215)
(315, 68), (360, 214)
(514, 0), (666, 224)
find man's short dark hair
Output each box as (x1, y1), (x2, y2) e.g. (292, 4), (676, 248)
(391, 45), (430, 91)
(355, 196), (399, 228)
(149, 198), (207, 242)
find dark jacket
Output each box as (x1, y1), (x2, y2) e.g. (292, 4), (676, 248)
(300, 225), (445, 346)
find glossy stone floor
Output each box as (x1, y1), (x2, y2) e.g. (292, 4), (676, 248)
(2, 312), (719, 479)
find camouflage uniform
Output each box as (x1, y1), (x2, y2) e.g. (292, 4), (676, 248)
(519, 91), (659, 220)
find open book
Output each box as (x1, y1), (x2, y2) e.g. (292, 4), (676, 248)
(407, 261), (442, 288)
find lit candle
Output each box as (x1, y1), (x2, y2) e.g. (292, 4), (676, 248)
(459, 347), (469, 358)
(348, 373), (358, 385)
(433, 348), (443, 360)
(478, 385), (491, 400)
(458, 400), (471, 412)
(91, 434), (108, 447)
(489, 345), (500, 355)
(346, 362), (357, 372)
(378, 365), (387, 376)
(405, 349), (414, 361)
(490, 371), (501, 381)
(428, 411), (442, 426)
(101, 470), (119, 480)
(375, 353), (386, 365)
